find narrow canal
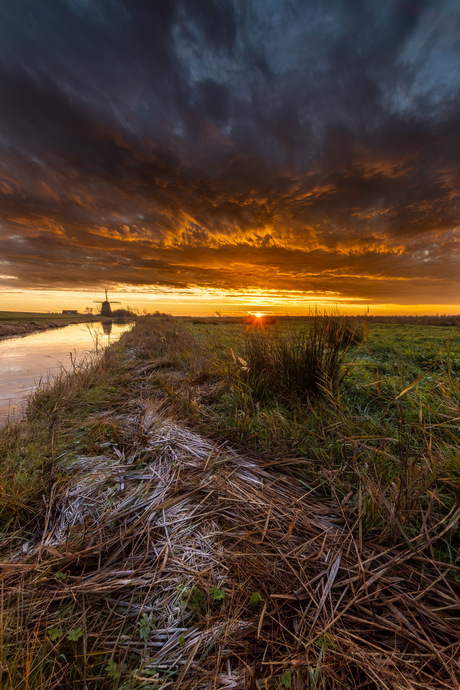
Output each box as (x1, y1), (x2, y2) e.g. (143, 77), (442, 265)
(0, 321), (132, 424)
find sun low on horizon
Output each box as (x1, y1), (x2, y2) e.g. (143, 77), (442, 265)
(0, 1), (459, 316)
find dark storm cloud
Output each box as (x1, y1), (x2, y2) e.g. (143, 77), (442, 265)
(0, 0), (459, 304)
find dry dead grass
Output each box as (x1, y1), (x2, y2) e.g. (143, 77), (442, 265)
(1, 394), (459, 688)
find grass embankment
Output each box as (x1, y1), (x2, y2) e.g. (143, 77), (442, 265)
(0, 316), (459, 688)
(0, 312), (102, 339)
(151, 317), (459, 545)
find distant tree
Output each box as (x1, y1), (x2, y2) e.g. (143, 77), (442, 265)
(112, 308), (136, 317)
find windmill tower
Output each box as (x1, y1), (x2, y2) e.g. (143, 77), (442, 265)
(94, 289), (121, 317)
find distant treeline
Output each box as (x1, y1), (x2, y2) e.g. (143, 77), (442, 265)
(355, 314), (460, 326)
(186, 314), (460, 326)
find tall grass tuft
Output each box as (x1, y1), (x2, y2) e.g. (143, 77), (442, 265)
(240, 315), (360, 403)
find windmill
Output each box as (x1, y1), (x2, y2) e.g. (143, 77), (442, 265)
(94, 289), (121, 317)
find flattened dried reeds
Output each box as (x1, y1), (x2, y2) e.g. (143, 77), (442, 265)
(1, 399), (458, 688)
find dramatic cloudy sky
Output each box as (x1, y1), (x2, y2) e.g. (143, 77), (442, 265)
(0, 0), (459, 313)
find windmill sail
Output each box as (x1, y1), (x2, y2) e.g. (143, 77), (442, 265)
(93, 290), (121, 317)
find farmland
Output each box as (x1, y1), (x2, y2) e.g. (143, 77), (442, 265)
(0, 311), (101, 339)
(0, 315), (459, 688)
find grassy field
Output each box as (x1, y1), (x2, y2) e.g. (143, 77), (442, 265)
(131, 316), (459, 550)
(0, 315), (458, 688)
(0, 312), (104, 339)
(0, 311), (93, 322)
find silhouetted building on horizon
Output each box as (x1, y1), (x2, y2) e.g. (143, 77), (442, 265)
(94, 290), (120, 317)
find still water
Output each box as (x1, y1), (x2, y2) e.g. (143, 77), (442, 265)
(0, 321), (132, 424)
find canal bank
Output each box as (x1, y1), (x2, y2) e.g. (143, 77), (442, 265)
(0, 320), (133, 423)
(0, 316), (105, 340)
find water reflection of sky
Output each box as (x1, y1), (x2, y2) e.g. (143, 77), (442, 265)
(0, 322), (132, 424)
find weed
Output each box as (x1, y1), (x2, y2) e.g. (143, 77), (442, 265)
(67, 627), (83, 642)
(249, 591), (262, 606)
(208, 585), (225, 602)
(105, 659), (122, 682)
(281, 670), (292, 688)
(139, 613), (156, 641)
(237, 315), (358, 406)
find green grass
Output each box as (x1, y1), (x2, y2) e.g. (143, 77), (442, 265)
(131, 317), (459, 552)
(0, 344), (133, 532)
(0, 315), (458, 688)
(236, 316), (362, 402)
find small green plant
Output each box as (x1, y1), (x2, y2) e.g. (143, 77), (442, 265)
(186, 586), (206, 613)
(139, 612), (156, 641)
(314, 634), (335, 651)
(54, 572), (67, 581)
(47, 627), (63, 641)
(249, 591), (262, 606)
(67, 627), (83, 642)
(281, 670), (292, 688)
(209, 585), (225, 602)
(105, 659), (122, 682)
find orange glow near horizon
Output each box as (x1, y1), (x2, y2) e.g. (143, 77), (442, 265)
(1, 4), (459, 326)
(1, 287), (459, 317)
